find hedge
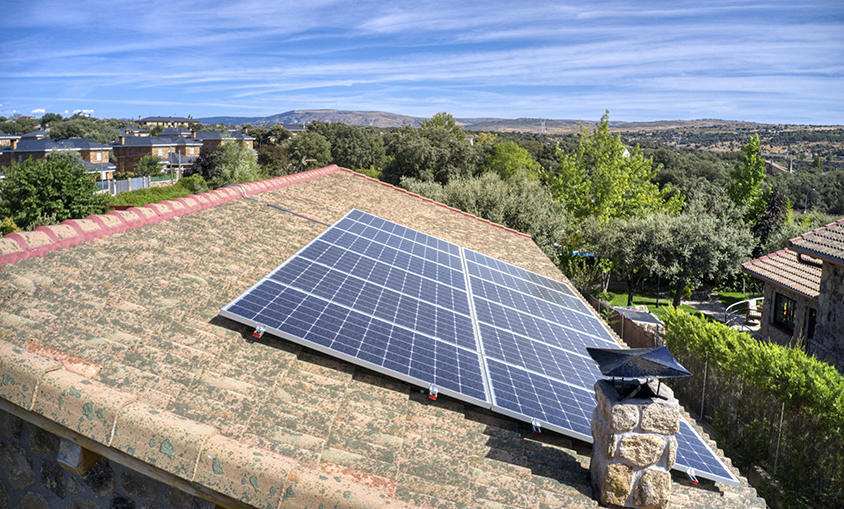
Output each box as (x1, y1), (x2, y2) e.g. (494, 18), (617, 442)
(663, 308), (844, 508)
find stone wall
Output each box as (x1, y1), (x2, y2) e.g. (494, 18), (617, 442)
(0, 407), (214, 509)
(813, 261), (844, 373)
(759, 284), (815, 348)
(590, 379), (678, 509)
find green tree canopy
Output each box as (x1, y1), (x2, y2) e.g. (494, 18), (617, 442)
(381, 125), (482, 185)
(285, 131), (332, 170)
(48, 115), (120, 145)
(0, 154), (109, 230)
(257, 145), (292, 177)
(135, 155), (163, 176)
(401, 171), (570, 265)
(307, 122), (385, 170)
(482, 141), (541, 181)
(419, 112), (463, 138)
(188, 143), (261, 188)
(544, 112), (683, 224)
(649, 202), (754, 307)
(727, 133), (768, 222)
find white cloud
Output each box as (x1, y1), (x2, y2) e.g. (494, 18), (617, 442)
(31, 108), (45, 115)
(73, 109), (94, 117)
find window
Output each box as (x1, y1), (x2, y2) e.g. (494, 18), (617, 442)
(773, 293), (796, 331)
(806, 307), (817, 340)
(158, 148), (164, 156)
(96, 151), (102, 161)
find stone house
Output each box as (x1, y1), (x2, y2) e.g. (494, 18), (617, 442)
(0, 138), (116, 179)
(743, 218), (844, 372)
(112, 135), (202, 173)
(0, 167), (763, 509)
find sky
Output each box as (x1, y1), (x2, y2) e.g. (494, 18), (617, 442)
(1, 1), (842, 125)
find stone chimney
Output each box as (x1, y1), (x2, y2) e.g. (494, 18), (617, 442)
(591, 379), (679, 509)
(119, 136), (125, 145)
(10, 138), (17, 150)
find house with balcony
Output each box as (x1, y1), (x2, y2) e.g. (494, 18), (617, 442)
(112, 135), (201, 173)
(743, 218), (844, 372)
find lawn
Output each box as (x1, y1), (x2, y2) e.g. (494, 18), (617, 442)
(603, 291), (704, 321)
(716, 291), (762, 310)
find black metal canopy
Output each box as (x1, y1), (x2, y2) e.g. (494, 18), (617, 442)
(586, 346), (692, 379)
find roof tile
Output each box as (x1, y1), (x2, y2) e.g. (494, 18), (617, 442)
(789, 217), (844, 263)
(742, 248), (821, 299)
(32, 368), (136, 444)
(0, 341), (63, 410)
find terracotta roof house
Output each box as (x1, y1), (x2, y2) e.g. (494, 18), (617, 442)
(743, 218), (844, 372)
(763, 160), (790, 175)
(138, 116), (192, 128)
(0, 138), (115, 178)
(0, 167), (764, 509)
(112, 135), (202, 173)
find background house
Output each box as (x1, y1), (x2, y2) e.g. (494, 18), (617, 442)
(743, 218), (844, 372)
(137, 116), (191, 128)
(112, 135), (201, 173)
(0, 137), (115, 179)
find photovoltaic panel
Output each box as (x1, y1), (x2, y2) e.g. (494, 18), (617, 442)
(221, 209), (738, 487)
(465, 247), (738, 486)
(221, 209), (488, 406)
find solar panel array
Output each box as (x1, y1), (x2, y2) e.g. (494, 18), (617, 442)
(221, 209), (738, 486)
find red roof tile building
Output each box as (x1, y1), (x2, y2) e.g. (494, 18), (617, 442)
(0, 167), (764, 509)
(743, 218), (844, 371)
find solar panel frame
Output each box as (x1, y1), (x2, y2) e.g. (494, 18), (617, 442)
(221, 209), (738, 487)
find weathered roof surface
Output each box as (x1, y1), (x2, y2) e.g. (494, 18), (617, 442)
(0, 167), (763, 509)
(789, 217), (844, 265)
(742, 248), (822, 300)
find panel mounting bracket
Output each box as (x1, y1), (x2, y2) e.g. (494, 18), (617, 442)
(531, 418), (542, 435)
(252, 325), (266, 339)
(428, 384), (438, 401)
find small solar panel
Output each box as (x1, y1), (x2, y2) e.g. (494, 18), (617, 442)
(221, 209), (738, 487)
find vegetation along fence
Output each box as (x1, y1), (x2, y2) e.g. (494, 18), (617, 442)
(662, 308), (844, 509)
(585, 294), (658, 349)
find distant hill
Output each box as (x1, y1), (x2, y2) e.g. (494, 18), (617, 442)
(195, 110), (766, 134)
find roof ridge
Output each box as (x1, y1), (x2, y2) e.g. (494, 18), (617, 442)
(791, 216), (844, 242)
(0, 166), (344, 268)
(0, 165), (533, 268)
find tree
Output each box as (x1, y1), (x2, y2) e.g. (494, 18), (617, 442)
(135, 155), (163, 176)
(285, 131), (332, 170)
(257, 145), (292, 177)
(727, 134), (768, 222)
(482, 141), (542, 181)
(188, 143), (261, 188)
(0, 154), (108, 230)
(584, 215), (666, 306)
(649, 204), (754, 307)
(544, 111), (683, 224)
(401, 171), (570, 264)
(40, 113), (63, 128)
(307, 122), (385, 170)
(419, 112), (463, 138)
(382, 125), (482, 185)
(49, 116), (120, 145)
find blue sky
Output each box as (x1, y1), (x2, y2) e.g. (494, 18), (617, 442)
(1, 1), (842, 125)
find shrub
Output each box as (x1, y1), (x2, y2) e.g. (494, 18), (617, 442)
(108, 176), (209, 208)
(663, 308), (844, 507)
(0, 154), (108, 230)
(0, 217), (21, 236)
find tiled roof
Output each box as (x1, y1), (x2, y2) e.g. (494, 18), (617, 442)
(194, 130), (255, 141)
(742, 249), (822, 300)
(4, 137), (108, 152)
(115, 136), (202, 148)
(789, 217), (844, 265)
(0, 167), (763, 509)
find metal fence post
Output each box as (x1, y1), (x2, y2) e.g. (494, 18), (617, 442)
(700, 351), (708, 420)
